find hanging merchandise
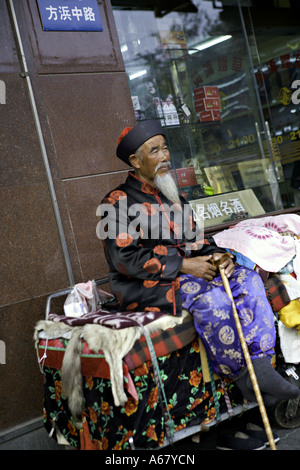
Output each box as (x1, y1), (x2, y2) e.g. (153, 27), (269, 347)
(193, 86), (222, 122)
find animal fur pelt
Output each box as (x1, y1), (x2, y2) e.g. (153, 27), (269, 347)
(34, 311), (188, 418)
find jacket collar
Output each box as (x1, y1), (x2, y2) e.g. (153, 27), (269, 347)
(127, 171), (161, 196)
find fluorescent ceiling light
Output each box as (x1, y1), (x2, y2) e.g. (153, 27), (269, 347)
(129, 69), (147, 80)
(189, 35), (232, 54)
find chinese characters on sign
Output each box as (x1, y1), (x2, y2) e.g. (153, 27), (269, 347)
(37, 0), (103, 31)
(192, 56), (243, 87)
(190, 189), (265, 228)
(255, 51), (300, 88)
(193, 198), (246, 222)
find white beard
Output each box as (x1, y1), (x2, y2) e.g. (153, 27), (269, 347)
(154, 172), (181, 206)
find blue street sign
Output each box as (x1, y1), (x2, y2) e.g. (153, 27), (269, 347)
(37, 0), (103, 31)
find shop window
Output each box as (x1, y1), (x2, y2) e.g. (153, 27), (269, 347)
(112, 0), (300, 228)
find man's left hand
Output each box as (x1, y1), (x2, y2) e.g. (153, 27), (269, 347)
(212, 252), (235, 278)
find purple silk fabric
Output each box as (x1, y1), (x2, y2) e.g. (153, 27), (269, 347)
(180, 265), (276, 378)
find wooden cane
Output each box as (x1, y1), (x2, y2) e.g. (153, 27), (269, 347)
(212, 254), (277, 450)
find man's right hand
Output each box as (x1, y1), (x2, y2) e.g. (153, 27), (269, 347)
(180, 255), (218, 281)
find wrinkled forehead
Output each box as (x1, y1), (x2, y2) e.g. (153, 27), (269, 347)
(140, 134), (166, 153)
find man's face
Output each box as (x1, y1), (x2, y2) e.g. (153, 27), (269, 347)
(135, 134), (170, 186)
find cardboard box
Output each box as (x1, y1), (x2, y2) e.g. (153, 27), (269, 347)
(193, 86), (219, 100)
(170, 167), (198, 187)
(199, 110), (222, 122)
(176, 167), (198, 187)
(194, 97), (221, 113)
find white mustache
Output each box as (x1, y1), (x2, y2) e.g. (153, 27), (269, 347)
(155, 161), (171, 174)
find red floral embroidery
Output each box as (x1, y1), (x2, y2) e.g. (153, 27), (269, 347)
(110, 190), (127, 201)
(141, 202), (157, 216)
(126, 302), (138, 311)
(143, 280), (159, 288)
(166, 288), (173, 303)
(116, 233), (133, 247)
(153, 245), (168, 255)
(143, 258), (161, 273)
(104, 190), (127, 205)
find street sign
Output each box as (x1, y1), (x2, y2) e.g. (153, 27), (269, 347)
(37, 0), (103, 31)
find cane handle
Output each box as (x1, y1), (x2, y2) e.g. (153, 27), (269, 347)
(209, 252), (234, 267)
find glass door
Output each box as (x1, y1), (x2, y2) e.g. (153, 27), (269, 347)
(241, 0), (300, 209)
(112, 0), (286, 228)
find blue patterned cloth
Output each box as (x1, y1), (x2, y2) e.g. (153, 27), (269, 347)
(180, 265), (276, 379)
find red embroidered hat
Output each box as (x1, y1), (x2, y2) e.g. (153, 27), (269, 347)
(116, 120), (165, 166)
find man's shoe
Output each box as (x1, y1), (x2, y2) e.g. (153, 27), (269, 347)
(216, 431), (266, 450)
(244, 423), (280, 446)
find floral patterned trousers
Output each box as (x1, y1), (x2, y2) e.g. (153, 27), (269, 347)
(180, 265), (276, 379)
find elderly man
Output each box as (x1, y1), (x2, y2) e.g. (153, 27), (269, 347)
(99, 120), (299, 406)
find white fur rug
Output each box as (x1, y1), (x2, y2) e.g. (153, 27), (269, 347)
(34, 311), (189, 417)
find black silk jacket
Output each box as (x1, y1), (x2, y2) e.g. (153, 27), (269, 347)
(100, 172), (225, 316)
